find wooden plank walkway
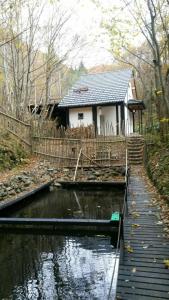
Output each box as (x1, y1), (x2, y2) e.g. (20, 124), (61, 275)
(116, 166), (169, 300)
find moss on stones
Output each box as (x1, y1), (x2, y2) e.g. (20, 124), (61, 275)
(0, 133), (27, 171)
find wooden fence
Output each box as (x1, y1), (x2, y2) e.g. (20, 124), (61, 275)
(32, 119), (122, 139)
(0, 111), (31, 151)
(0, 110), (126, 167)
(33, 136), (126, 167)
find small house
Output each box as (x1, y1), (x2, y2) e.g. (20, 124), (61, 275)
(58, 69), (145, 136)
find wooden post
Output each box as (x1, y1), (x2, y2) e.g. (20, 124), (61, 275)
(133, 111), (135, 133)
(141, 110), (143, 134)
(73, 148), (82, 181)
(116, 105), (119, 135)
(120, 103), (125, 135)
(92, 106), (97, 137)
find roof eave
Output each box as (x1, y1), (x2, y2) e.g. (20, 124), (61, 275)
(58, 101), (124, 109)
(127, 99), (146, 111)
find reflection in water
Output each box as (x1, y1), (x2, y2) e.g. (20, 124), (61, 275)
(0, 233), (119, 299)
(9, 188), (124, 219)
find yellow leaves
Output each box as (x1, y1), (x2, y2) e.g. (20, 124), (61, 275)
(125, 245), (134, 253)
(48, 0), (57, 4)
(131, 212), (140, 219)
(132, 224), (141, 229)
(15, 41), (22, 50)
(155, 90), (163, 95)
(163, 259), (169, 269)
(0, 72), (4, 82)
(160, 118), (169, 123)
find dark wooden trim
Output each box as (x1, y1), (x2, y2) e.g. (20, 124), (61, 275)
(66, 108), (69, 127)
(120, 103), (125, 134)
(141, 110), (143, 133)
(138, 110), (141, 133)
(61, 102), (124, 110)
(134, 77), (138, 99)
(132, 111), (135, 132)
(116, 105), (119, 135)
(92, 106), (97, 136)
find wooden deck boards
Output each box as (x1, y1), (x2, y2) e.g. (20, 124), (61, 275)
(116, 166), (169, 300)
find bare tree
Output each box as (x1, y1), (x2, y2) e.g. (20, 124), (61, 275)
(0, 0), (82, 120)
(103, 0), (169, 119)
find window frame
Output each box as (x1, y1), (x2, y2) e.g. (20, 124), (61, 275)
(78, 112), (84, 120)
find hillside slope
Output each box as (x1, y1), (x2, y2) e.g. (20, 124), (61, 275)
(0, 133), (27, 171)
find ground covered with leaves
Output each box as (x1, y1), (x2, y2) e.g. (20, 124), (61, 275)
(145, 141), (169, 236)
(0, 132), (27, 171)
(146, 141), (169, 201)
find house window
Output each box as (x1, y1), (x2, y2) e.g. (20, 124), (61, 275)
(78, 113), (84, 120)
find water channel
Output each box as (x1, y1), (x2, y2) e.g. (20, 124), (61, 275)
(0, 187), (123, 299)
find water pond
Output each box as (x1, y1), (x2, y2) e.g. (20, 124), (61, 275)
(0, 233), (119, 299)
(8, 187), (124, 219)
(0, 187), (123, 299)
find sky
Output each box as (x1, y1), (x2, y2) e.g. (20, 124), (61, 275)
(40, 0), (118, 68)
(22, 0), (133, 69)
(61, 0), (114, 68)
(61, 0), (145, 69)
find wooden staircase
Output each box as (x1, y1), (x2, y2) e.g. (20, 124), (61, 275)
(127, 135), (144, 165)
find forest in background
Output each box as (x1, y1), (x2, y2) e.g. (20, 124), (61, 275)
(0, 0), (168, 202)
(0, 0), (168, 130)
(0, 0), (88, 120)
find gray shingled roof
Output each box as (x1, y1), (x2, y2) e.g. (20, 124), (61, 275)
(58, 69), (132, 108)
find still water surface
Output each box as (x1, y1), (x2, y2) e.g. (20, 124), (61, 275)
(0, 233), (118, 299)
(0, 188), (122, 299)
(10, 188), (124, 219)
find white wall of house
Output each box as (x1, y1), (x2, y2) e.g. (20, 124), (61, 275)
(97, 105), (117, 135)
(68, 82), (134, 135)
(69, 107), (93, 127)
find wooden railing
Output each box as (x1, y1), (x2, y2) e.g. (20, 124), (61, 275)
(0, 111), (31, 151)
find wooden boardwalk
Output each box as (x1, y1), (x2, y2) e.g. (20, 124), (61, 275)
(116, 166), (169, 300)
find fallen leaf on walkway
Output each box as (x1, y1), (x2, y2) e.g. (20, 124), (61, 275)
(143, 245), (149, 249)
(156, 221), (163, 225)
(131, 267), (136, 273)
(131, 212), (140, 218)
(163, 259), (169, 269)
(125, 245), (134, 253)
(132, 224), (141, 228)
